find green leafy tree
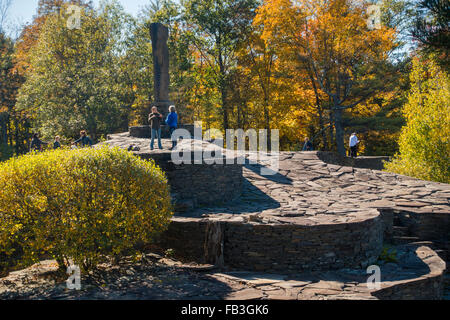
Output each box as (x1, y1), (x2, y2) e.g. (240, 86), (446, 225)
(183, 0), (258, 130)
(16, 1), (134, 141)
(385, 55), (449, 183)
(0, 32), (28, 160)
(0, 32), (15, 159)
(413, 0), (450, 71)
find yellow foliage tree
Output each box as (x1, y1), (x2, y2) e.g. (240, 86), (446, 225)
(254, 0), (397, 154)
(385, 55), (450, 183)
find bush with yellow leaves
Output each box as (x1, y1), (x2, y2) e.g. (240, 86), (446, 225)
(0, 146), (173, 273)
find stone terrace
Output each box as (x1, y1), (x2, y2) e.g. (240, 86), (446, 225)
(0, 244), (444, 300)
(158, 150), (450, 272)
(98, 133), (450, 299)
(186, 151), (450, 221)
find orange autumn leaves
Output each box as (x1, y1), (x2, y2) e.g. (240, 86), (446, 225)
(249, 0), (396, 149)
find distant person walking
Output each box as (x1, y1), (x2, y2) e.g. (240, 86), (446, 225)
(166, 105), (178, 150)
(53, 136), (62, 149)
(302, 137), (313, 151)
(149, 106), (163, 150)
(30, 133), (48, 152)
(349, 132), (359, 158)
(73, 130), (93, 148)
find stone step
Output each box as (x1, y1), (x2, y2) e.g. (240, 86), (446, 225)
(445, 274), (450, 285)
(393, 216), (403, 225)
(392, 236), (420, 245)
(392, 226), (409, 237)
(433, 249), (447, 259)
(174, 199), (196, 213)
(409, 241), (435, 246)
(393, 225), (408, 231)
(444, 275), (450, 301)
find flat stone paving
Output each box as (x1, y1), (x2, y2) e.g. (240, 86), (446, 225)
(2, 134), (446, 300)
(0, 245), (444, 300)
(105, 134), (449, 271)
(102, 134), (450, 225)
(102, 132), (225, 157)
(180, 151), (450, 223)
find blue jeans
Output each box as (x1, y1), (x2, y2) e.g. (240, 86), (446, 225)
(169, 127), (177, 149)
(150, 128), (162, 150)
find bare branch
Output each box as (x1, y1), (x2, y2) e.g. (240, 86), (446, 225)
(0, 0), (12, 33)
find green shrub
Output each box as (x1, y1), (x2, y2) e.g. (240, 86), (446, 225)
(378, 246), (398, 264)
(0, 146), (173, 272)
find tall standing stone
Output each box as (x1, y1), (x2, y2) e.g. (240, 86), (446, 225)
(150, 23), (171, 112)
(130, 22), (197, 138)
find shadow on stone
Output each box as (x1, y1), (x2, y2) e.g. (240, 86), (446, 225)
(175, 177), (281, 218)
(244, 160), (293, 186)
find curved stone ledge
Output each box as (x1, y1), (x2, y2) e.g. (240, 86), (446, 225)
(224, 213), (383, 272)
(100, 134), (243, 207)
(369, 245), (446, 300)
(100, 135), (449, 282)
(1, 133), (448, 300)
(316, 151), (391, 171)
(209, 245), (446, 300)
(0, 245), (443, 300)
(158, 209), (384, 273)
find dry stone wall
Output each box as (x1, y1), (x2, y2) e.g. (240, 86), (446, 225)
(101, 133), (244, 207)
(158, 212), (384, 273)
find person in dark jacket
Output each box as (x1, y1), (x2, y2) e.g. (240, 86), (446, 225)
(149, 106), (163, 150)
(30, 133), (48, 152)
(302, 137), (313, 151)
(73, 130), (93, 148)
(53, 136), (62, 149)
(166, 105), (178, 150)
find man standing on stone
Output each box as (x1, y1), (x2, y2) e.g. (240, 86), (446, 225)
(149, 106), (163, 150)
(349, 132), (360, 158)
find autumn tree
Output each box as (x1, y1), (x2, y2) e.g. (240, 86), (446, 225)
(413, 0), (450, 71)
(0, 0), (12, 33)
(183, 0), (258, 130)
(0, 32), (14, 158)
(14, 0), (93, 75)
(16, 1), (133, 141)
(385, 55), (449, 183)
(238, 21), (275, 132)
(255, 0), (397, 155)
(0, 30), (28, 160)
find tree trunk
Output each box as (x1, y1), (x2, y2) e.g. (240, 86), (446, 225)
(307, 67), (327, 150)
(221, 86), (229, 130)
(237, 103), (242, 129)
(318, 106), (328, 150)
(263, 97), (271, 151)
(334, 108), (346, 156)
(14, 116), (19, 155)
(0, 113), (8, 145)
(329, 109), (335, 151)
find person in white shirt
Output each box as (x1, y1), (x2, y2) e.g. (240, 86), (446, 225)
(349, 133), (359, 158)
